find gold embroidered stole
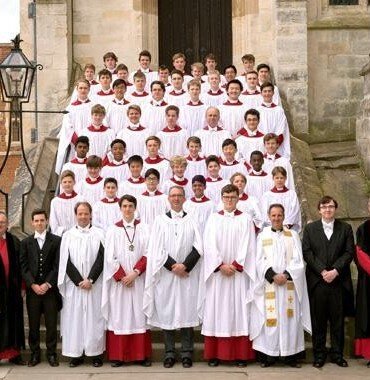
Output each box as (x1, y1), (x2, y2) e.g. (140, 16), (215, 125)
(262, 229), (295, 327)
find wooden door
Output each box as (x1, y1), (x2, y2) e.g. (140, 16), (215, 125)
(158, 0), (232, 73)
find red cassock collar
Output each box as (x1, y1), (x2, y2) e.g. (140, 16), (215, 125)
(162, 125), (182, 132)
(170, 177), (189, 186)
(87, 125), (109, 132)
(142, 190), (163, 196)
(128, 176), (145, 184)
(190, 195), (210, 203)
(58, 191), (78, 199)
(144, 156), (165, 164)
(237, 128), (264, 138)
(218, 209), (242, 216)
(85, 176), (104, 184)
(100, 197), (120, 203)
(271, 186), (289, 193)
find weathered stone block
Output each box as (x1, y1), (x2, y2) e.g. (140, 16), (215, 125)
(277, 68), (308, 82)
(277, 9), (306, 24)
(318, 41), (349, 55)
(73, 34), (91, 44)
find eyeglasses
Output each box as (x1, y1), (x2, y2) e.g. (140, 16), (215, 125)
(320, 205), (336, 210)
(146, 177), (158, 182)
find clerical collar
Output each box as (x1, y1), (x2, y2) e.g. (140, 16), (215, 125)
(208, 88), (223, 95)
(271, 186), (289, 193)
(139, 67), (151, 74)
(133, 90), (146, 96)
(271, 227), (284, 233)
(170, 209), (184, 219)
(59, 191), (78, 199)
(86, 176), (103, 184)
(1, 233), (6, 240)
(73, 156), (86, 163)
(219, 209), (242, 217)
(187, 100), (203, 106)
(34, 230), (47, 240)
(77, 224), (91, 232)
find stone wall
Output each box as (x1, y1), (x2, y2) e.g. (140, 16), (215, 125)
(73, 0), (158, 74)
(20, 0), (72, 144)
(357, 57), (370, 179)
(307, 0), (370, 143)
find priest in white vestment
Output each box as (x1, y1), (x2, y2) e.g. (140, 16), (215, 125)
(57, 202), (105, 367)
(250, 203), (311, 367)
(102, 195), (152, 367)
(200, 184), (256, 367)
(144, 186), (203, 369)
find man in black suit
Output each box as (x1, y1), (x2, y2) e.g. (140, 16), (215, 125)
(20, 209), (61, 367)
(302, 195), (354, 368)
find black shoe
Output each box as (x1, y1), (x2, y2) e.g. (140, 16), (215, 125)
(182, 357), (192, 368)
(92, 357), (103, 367)
(111, 360), (123, 367)
(163, 357), (175, 368)
(331, 358), (348, 367)
(27, 354), (40, 367)
(69, 357), (84, 367)
(139, 359), (152, 367)
(9, 355), (26, 366)
(47, 354), (59, 367)
(261, 361), (275, 368)
(208, 358), (220, 367)
(236, 360), (247, 367)
(285, 359), (301, 368)
(313, 359), (325, 368)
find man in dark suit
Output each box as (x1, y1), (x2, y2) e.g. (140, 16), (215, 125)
(20, 209), (61, 367)
(302, 195), (354, 368)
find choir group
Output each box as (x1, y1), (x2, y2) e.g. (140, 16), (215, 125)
(1, 50), (369, 371)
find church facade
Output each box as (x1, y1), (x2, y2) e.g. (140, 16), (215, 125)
(15, 0), (370, 148)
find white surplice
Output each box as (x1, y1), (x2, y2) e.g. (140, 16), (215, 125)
(58, 225), (106, 357)
(200, 210), (256, 336)
(102, 221), (149, 334)
(143, 212), (203, 329)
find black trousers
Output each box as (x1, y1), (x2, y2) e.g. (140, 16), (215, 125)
(309, 281), (344, 361)
(26, 289), (58, 356)
(163, 328), (194, 359)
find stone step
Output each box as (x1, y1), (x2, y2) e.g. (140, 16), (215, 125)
(310, 141), (358, 161)
(313, 156), (359, 170)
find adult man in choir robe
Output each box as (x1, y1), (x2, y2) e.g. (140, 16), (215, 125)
(102, 195), (151, 367)
(58, 202), (105, 367)
(250, 204), (311, 368)
(194, 107), (231, 157)
(200, 184), (256, 367)
(144, 186), (203, 369)
(302, 196), (354, 368)
(354, 199), (370, 367)
(0, 212), (25, 365)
